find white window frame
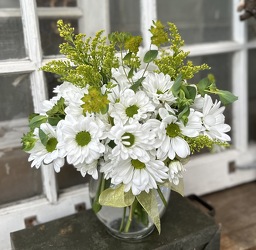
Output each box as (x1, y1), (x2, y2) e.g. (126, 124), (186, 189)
(1, 0), (256, 249)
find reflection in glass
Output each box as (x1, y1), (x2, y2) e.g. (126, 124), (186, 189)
(189, 53), (233, 127)
(36, 0), (77, 7)
(157, 0), (232, 44)
(0, 148), (42, 205)
(109, 0), (141, 36)
(248, 49), (256, 142)
(0, 74), (34, 121)
(39, 18), (78, 56)
(0, 17), (26, 60)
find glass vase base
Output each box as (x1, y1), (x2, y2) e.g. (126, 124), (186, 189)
(106, 218), (155, 240)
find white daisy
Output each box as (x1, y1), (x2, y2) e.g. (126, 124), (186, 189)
(168, 160), (185, 185)
(142, 72), (176, 105)
(107, 121), (156, 162)
(74, 160), (98, 179)
(201, 94), (231, 141)
(103, 156), (168, 196)
(110, 89), (155, 124)
(156, 108), (190, 160)
(28, 123), (64, 172)
(57, 114), (105, 166)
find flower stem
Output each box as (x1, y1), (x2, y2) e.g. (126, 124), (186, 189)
(119, 207), (127, 232)
(157, 186), (168, 207)
(124, 204), (133, 233)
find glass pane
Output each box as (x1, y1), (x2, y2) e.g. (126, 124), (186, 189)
(248, 18), (256, 41)
(36, 0), (77, 7)
(0, 0), (19, 8)
(157, 0), (232, 44)
(57, 163), (89, 190)
(39, 18), (78, 56)
(248, 49), (256, 142)
(0, 17), (26, 60)
(109, 0), (141, 36)
(0, 74), (34, 121)
(189, 53), (233, 127)
(0, 148), (42, 205)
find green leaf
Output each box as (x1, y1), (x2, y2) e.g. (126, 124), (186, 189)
(29, 115), (48, 130)
(143, 50), (158, 63)
(137, 190), (161, 234)
(171, 74), (182, 96)
(217, 90), (238, 105)
(39, 128), (48, 146)
(178, 106), (190, 125)
(123, 52), (132, 61)
(130, 77), (145, 92)
(48, 117), (62, 126)
(196, 77), (211, 96)
(99, 184), (135, 207)
(128, 68), (134, 79)
(186, 85), (197, 101)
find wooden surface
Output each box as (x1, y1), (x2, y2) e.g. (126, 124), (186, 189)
(202, 181), (256, 250)
(10, 191), (220, 250)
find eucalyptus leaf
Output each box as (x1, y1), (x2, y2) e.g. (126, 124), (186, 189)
(217, 90), (238, 105)
(39, 128), (48, 146)
(171, 74), (182, 96)
(123, 52), (132, 61)
(143, 50), (158, 63)
(186, 85), (197, 101)
(29, 115), (48, 130)
(99, 184), (135, 207)
(196, 77), (211, 96)
(130, 77), (145, 92)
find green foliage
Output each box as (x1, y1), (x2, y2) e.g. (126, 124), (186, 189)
(41, 20), (119, 88)
(196, 74), (238, 105)
(21, 131), (37, 151)
(149, 20), (169, 47)
(154, 22), (210, 81)
(184, 135), (230, 154)
(46, 97), (66, 125)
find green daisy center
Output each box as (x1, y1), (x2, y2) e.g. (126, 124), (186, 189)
(75, 131), (91, 146)
(157, 89), (164, 94)
(46, 137), (58, 152)
(122, 132), (135, 147)
(131, 159), (146, 169)
(166, 123), (181, 138)
(125, 105), (139, 118)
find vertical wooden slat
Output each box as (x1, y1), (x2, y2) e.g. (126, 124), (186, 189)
(140, 0), (157, 48)
(20, 0), (58, 203)
(232, 0), (248, 151)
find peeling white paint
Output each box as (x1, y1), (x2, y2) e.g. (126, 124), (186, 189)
(4, 163), (11, 175)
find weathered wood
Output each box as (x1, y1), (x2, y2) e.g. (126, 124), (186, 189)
(202, 181), (256, 250)
(10, 192), (220, 250)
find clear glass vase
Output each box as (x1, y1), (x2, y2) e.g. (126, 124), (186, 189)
(89, 176), (171, 240)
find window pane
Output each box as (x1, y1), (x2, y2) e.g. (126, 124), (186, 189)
(0, 0), (19, 8)
(157, 0), (232, 44)
(0, 74), (34, 121)
(39, 18), (78, 56)
(248, 19), (256, 41)
(109, 0), (141, 36)
(0, 148), (42, 205)
(36, 0), (77, 7)
(0, 17), (26, 60)
(189, 53), (233, 127)
(248, 49), (256, 142)
(57, 163), (89, 190)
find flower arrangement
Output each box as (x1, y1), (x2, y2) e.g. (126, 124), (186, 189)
(22, 20), (237, 235)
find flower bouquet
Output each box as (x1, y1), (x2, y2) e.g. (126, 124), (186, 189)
(22, 20), (237, 238)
